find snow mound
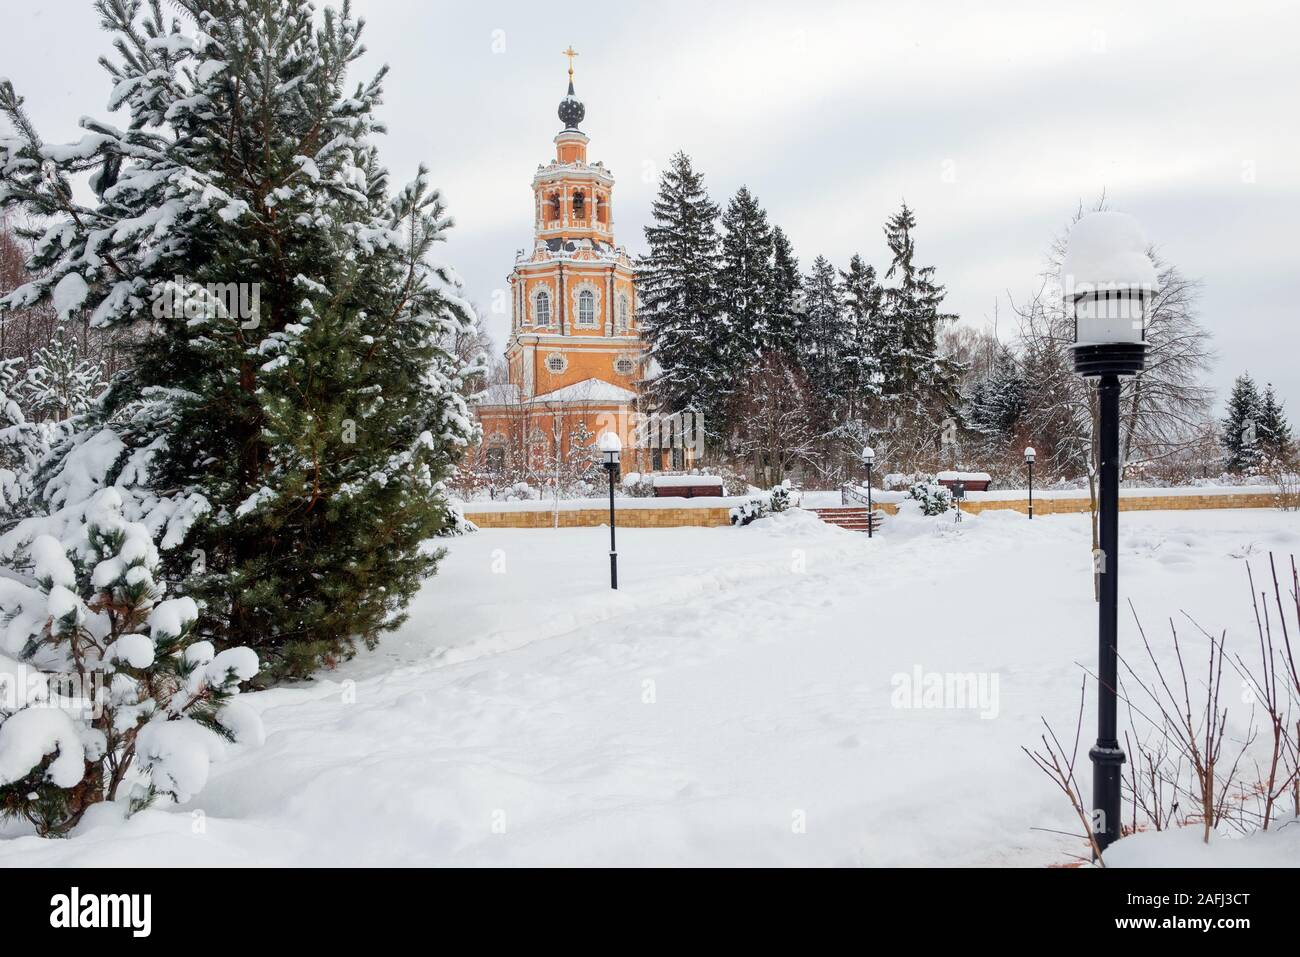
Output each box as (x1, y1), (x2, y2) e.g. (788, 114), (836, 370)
(1105, 821), (1300, 868)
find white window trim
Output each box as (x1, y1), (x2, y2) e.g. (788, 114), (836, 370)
(545, 352), (568, 375)
(571, 281), (602, 328)
(530, 285), (554, 326)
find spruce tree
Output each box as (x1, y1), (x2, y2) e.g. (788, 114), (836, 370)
(0, 356), (43, 514)
(965, 347), (1026, 440)
(637, 151), (725, 431)
(24, 326), (106, 422)
(1220, 373), (1263, 472)
(800, 256), (846, 419)
(718, 186), (775, 374)
(0, 0), (476, 680)
(881, 203), (959, 416)
(1257, 383), (1294, 463)
(838, 253), (885, 415)
(768, 226), (802, 358)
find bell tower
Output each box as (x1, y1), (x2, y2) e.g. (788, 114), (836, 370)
(471, 51), (659, 475)
(502, 49), (641, 400)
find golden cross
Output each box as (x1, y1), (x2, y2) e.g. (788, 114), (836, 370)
(562, 46), (579, 79)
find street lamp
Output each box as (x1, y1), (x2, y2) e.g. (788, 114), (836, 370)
(1024, 446), (1036, 519)
(599, 432), (622, 590)
(861, 446), (875, 539)
(1064, 211), (1159, 854)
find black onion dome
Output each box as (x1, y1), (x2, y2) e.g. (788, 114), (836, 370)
(558, 79), (585, 130)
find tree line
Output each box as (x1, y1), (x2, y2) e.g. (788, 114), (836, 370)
(638, 171), (1289, 490)
(637, 151), (961, 485)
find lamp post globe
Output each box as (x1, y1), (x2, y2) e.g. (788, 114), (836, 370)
(861, 447), (875, 538)
(1024, 446), (1036, 520)
(598, 432), (622, 589)
(599, 431), (622, 469)
(1064, 212), (1159, 855)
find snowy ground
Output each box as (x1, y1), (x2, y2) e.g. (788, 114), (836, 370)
(2, 505), (1299, 866)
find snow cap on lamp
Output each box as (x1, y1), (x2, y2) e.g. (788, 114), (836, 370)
(599, 431), (621, 467)
(1063, 211), (1158, 344)
(1024, 446), (1035, 463)
(1064, 212), (1158, 376)
(861, 446), (875, 465)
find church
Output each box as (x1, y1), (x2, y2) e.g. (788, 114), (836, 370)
(473, 52), (690, 478)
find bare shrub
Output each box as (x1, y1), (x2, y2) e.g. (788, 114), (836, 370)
(1028, 553), (1300, 860)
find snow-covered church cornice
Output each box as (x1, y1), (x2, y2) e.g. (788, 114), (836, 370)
(515, 243), (634, 268)
(533, 161), (614, 186)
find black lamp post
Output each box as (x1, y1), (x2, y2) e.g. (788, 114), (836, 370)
(1024, 446), (1036, 519)
(1064, 211), (1158, 854)
(599, 432), (621, 589)
(861, 446), (875, 538)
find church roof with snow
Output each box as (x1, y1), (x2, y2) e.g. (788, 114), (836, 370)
(531, 378), (636, 404)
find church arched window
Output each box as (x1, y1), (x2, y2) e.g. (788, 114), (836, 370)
(577, 289), (596, 326)
(573, 191), (586, 220)
(534, 290), (551, 325)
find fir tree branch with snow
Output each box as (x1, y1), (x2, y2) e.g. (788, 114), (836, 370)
(0, 488), (260, 837)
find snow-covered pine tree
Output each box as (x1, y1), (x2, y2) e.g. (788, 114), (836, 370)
(25, 326), (106, 422)
(637, 151), (725, 432)
(838, 253), (885, 416)
(1257, 383), (1294, 463)
(718, 186), (775, 375)
(560, 419), (600, 493)
(767, 226), (802, 358)
(965, 347), (1026, 441)
(799, 255), (846, 420)
(0, 487), (261, 836)
(881, 203), (960, 416)
(0, 356), (44, 515)
(1220, 373), (1263, 473)
(0, 0), (478, 680)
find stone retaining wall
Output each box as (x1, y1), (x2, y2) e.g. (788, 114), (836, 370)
(466, 506), (734, 528)
(464, 491), (1286, 529)
(957, 491), (1283, 516)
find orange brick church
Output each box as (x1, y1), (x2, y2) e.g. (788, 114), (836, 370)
(473, 51), (690, 477)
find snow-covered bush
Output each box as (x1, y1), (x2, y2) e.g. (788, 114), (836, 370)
(731, 482), (802, 525)
(502, 482), (540, 501)
(909, 480), (952, 516)
(620, 472), (654, 498)
(439, 499), (478, 536)
(0, 489), (261, 837)
(1261, 457), (1299, 511)
(768, 481), (801, 513)
(729, 497), (768, 527)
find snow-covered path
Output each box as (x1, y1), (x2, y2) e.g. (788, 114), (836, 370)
(3, 506), (1298, 866)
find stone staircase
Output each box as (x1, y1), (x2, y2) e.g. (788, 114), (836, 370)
(810, 506), (884, 533)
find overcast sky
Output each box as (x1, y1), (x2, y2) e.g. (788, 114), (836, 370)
(8, 0), (1300, 411)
